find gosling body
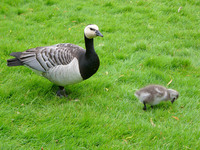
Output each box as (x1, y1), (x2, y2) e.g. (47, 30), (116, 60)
(135, 85), (179, 110)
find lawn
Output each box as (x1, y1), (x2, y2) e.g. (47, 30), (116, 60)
(0, 0), (200, 149)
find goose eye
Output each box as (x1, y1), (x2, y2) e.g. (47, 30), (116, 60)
(90, 28), (95, 31)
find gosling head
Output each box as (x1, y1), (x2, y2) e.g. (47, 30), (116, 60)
(167, 89), (179, 104)
(84, 24), (103, 39)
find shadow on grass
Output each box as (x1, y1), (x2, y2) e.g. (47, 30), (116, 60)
(50, 84), (84, 100)
(142, 103), (175, 112)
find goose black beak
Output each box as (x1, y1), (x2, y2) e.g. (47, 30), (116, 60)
(171, 98), (175, 104)
(96, 30), (103, 37)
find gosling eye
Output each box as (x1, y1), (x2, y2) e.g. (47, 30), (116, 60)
(90, 28), (95, 31)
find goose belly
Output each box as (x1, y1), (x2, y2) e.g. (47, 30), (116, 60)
(43, 58), (83, 86)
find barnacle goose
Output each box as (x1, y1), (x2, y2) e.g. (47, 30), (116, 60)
(7, 24), (103, 97)
(134, 85), (179, 110)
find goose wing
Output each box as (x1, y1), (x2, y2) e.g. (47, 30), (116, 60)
(19, 43), (85, 72)
(154, 86), (166, 97)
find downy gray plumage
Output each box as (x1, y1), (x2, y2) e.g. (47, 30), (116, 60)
(135, 85), (179, 110)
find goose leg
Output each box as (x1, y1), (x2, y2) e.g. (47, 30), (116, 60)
(56, 86), (68, 97)
(143, 102), (147, 111)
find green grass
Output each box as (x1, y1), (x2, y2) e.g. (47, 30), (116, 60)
(0, 0), (200, 149)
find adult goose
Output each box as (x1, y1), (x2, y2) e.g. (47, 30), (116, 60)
(7, 24), (103, 97)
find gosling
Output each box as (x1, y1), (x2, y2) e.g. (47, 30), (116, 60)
(134, 85), (179, 110)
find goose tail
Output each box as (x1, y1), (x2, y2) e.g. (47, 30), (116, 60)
(7, 52), (23, 66)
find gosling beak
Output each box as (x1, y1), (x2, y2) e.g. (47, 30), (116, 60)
(95, 30), (103, 37)
(171, 98), (175, 104)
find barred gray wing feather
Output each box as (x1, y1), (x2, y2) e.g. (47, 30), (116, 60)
(20, 43), (85, 72)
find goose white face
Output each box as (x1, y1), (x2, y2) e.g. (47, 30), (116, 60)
(84, 24), (103, 39)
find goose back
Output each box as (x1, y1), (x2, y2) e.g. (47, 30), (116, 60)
(18, 43), (85, 72)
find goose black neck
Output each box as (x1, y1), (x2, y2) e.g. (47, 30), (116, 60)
(84, 35), (95, 56)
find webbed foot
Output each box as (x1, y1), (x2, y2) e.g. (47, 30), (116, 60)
(143, 102), (147, 111)
(56, 86), (68, 98)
